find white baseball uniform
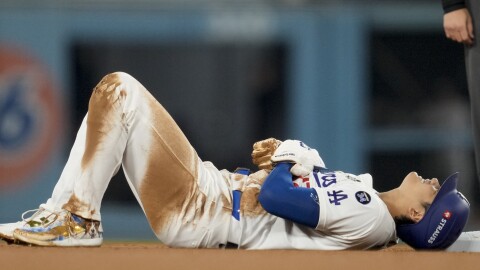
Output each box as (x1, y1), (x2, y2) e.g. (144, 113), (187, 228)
(233, 171), (397, 250)
(39, 72), (396, 250)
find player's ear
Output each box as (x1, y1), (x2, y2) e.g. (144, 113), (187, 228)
(407, 207), (424, 223)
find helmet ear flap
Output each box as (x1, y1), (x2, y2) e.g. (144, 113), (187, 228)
(396, 173), (470, 250)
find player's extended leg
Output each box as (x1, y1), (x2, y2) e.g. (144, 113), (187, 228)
(11, 72), (233, 247)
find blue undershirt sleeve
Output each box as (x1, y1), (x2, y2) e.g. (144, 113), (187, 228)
(258, 163), (320, 228)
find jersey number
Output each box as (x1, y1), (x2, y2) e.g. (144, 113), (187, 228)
(313, 173), (337, 188)
(327, 190), (348, 205)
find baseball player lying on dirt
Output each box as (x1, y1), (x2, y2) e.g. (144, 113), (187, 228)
(0, 72), (470, 250)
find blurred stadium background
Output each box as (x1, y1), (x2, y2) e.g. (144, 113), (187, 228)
(0, 0), (478, 241)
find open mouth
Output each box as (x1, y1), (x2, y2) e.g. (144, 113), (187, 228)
(418, 174), (440, 192)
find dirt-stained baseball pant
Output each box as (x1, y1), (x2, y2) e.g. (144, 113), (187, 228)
(41, 72), (234, 248)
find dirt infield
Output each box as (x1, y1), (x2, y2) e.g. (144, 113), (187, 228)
(1, 241), (479, 270)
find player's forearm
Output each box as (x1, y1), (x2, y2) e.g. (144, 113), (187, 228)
(442, 0), (466, 13)
(259, 163), (319, 228)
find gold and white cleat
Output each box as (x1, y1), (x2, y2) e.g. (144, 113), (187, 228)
(13, 211), (103, 247)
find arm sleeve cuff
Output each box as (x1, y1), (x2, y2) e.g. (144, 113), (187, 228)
(442, 0), (466, 13)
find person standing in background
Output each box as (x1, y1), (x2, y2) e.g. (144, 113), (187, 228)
(443, 0), (480, 185)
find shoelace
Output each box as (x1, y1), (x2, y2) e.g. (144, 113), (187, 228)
(21, 209), (41, 222)
(21, 207), (61, 227)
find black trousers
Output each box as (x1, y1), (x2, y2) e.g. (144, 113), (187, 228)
(465, 0), (480, 184)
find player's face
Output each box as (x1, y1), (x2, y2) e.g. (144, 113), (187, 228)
(399, 172), (441, 209)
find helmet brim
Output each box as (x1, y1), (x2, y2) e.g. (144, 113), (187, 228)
(429, 172), (458, 208)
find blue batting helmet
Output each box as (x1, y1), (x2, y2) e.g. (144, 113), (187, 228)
(396, 173), (470, 250)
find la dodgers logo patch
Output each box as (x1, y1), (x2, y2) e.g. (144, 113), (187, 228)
(355, 191), (371, 205)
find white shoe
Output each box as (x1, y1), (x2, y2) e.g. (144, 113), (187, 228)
(0, 206), (55, 244)
(13, 210), (103, 247)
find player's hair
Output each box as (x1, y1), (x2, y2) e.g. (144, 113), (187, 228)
(393, 215), (415, 226)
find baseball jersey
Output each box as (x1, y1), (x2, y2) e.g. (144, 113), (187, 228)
(234, 170), (397, 250)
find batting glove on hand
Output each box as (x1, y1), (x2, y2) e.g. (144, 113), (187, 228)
(251, 138), (283, 170)
(271, 139), (325, 177)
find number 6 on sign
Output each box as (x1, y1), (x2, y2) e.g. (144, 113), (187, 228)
(0, 78), (34, 149)
(0, 47), (63, 188)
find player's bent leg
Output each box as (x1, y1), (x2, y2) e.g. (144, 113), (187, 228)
(10, 72), (233, 247)
(59, 72), (131, 220)
(9, 72), (134, 246)
(113, 73), (234, 248)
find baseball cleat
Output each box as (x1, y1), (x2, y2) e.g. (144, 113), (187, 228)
(0, 206), (58, 244)
(13, 211), (103, 247)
